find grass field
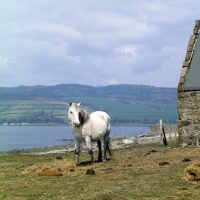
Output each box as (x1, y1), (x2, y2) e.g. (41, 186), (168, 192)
(59, 97), (177, 123)
(0, 143), (200, 200)
(0, 100), (68, 124)
(0, 97), (178, 125)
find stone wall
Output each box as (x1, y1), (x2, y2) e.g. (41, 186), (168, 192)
(178, 20), (200, 145)
(178, 91), (200, 144)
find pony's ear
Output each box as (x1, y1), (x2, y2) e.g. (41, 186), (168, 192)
(77, 102), (81, 107)
(69, 102), (72, 107)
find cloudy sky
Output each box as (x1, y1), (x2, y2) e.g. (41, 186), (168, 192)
(1, 0), (200, 88)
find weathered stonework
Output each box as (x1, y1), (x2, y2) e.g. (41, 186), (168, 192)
(177, 20), (200, 145)
(185, 52), (192, 61)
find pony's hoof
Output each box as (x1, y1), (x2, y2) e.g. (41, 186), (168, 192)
(103, 159), (107, 163)
(97, 158), (103, 162)
(91, 161), (95, 165)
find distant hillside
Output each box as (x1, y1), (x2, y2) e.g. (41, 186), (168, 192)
(0, 84), (177, 101)
(0, 84), (178, 125)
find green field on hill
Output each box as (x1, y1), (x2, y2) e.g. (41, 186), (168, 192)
(0, 97), (177, 125)
(0, 84), (178, 125)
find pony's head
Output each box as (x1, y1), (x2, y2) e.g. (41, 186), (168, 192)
(68, 102), (82, 127)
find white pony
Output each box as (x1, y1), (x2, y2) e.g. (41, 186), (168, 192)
(68, 102), (112, 165)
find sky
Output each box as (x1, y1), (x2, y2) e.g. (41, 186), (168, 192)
(1, 0), (200, 88)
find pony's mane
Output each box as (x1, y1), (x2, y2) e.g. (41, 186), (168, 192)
(79, 108), (90, 126)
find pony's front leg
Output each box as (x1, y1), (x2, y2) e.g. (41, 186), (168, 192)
(85, 136), (94, 165)
(74, 139), (80, 165)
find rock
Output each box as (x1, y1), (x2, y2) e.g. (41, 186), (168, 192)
(122, 138), (134, 144)
(181, 143), (189, 148)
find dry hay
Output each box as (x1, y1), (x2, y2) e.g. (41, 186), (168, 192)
(23, 159), (103, 176)
(23, 159), (79, 176)
(191, 148), (200, 155)
(22, 147), (200, 178)
(184, 163), (200, 183)
(22, 158), (123, 178)
(38, 170), (63, 176)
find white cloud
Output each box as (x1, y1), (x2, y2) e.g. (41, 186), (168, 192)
(108, 78), (119, 85)
(18, 23), (82, 39)
(114, 45), (137, 57)
(162, 46), (179, 54)
(0, 0), (200, 87)
(0, 56), (8, 67)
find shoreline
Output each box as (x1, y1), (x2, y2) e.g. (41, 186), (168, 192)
(0, 133), (177, 155)
(0, 124), (149, 127)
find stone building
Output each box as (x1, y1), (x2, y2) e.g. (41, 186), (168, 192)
(178, 20), (200, 145)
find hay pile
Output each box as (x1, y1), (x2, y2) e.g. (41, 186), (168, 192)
(23, 159), (87, 176)
(184, 163), (200, 183)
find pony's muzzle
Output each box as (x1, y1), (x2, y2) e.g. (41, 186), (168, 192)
(73, 122), (80, 127)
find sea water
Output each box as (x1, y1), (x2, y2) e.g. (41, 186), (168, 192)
(0, 125), (149, 151)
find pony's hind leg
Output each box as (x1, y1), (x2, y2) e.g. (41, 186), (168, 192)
(75, 150), (79, 165)
(103, 133), (112, 162)
(103, 137), (108, 162)
(97, 140), (102, 162)
(85, 136), (94, 165)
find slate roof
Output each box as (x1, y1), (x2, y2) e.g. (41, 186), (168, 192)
(178, 20), (200, 92)
(184, 23), (200, 90)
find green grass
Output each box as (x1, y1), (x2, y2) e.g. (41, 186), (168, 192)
(0, 97), (177, 124)
(0, 145), (199, 200)
(64, 97), (177, 120)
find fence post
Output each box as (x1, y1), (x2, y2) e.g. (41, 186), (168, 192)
(169, 124), (172, 146)
(160, 119), (163, 145)
(175, 131), (177, 145)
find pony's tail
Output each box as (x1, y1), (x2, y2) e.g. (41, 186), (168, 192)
(107, 138), (113, 157)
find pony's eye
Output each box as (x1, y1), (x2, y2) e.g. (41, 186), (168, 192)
(70, 111), (73, 114)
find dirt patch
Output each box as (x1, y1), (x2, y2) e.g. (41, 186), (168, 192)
(86, 168), (95, 175)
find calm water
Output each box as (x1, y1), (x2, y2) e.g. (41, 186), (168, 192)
(0, 126), (149, 151)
